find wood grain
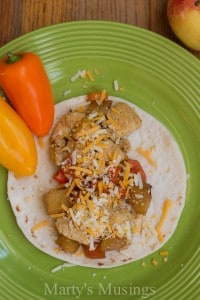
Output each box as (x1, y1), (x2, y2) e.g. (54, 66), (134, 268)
(0, 0), (199, 59)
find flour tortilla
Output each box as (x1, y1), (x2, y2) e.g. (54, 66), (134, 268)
(7, 96), (187, 268)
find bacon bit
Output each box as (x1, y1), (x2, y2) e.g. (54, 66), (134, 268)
(156, 199), (172, 242)
(31, 220), (49, 233)
(137, 146), (157, 167)
(86, 70), (94, 82)
(38, 136), (45, 148)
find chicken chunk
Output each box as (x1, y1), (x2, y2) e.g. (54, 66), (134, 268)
(109, 207), (135, 226)
(107, 102), (141, 137)
(55, 218), (90, 245)
(50, 111), (85, 165)
(102, 139), (126, 162)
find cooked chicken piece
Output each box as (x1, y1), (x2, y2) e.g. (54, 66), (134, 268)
(100, 237), (129, 252)
(44, 186), (73, 215)
(109, 207), (134, 226)
(50, 111), (85, 165)
(102, 139), (126, 162)
(107, 102), (142, 137)
(71, 118), (92, 140)
(55, 218), (90, 245)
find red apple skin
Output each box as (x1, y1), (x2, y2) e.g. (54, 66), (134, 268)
(167, 0), (200, 50)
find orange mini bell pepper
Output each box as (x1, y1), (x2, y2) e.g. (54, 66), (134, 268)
(0, 52), (54, 136)
(0, 96), (37, 176)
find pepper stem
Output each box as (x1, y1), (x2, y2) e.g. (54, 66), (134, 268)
(6, 52), (22, 64)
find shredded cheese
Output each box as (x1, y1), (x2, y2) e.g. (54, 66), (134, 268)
(156, 199), (172, 242)
(137, 147), (157, 167)
(50, 212), (65, 218)
(113, 79), (119, 91)
(99, 90), (107, 102)
(69, 166), (93, 175)
(159, 251), (169, 256)
(66, 179), (76, 197)
(86, 70), (94, 82)
(151, 258), (158, 266)
(82, 134), (108, 153)
(31, 220), (49, 233)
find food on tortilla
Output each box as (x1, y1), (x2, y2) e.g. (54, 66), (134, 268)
(7, 93), (187, 268)
(44, 92), (151, 257)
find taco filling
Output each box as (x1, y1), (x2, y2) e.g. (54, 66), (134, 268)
(44, 92), (154, 258)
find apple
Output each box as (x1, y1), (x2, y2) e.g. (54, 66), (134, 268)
(167, 0), (200, 50)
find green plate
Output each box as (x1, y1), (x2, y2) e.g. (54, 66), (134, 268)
(0, 21), (199, 300)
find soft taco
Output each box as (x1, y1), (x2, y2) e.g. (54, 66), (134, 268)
(7, 92), (187, 268)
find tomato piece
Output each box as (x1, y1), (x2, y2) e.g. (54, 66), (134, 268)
(53, 169), (67, 184)
(82, 243), (105, 259)
(127, 159), (146, 181)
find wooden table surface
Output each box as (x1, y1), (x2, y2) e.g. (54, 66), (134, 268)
(0, 0), (199, 59)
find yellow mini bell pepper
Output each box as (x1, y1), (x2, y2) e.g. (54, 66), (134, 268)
(0, 96), (37, 176)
